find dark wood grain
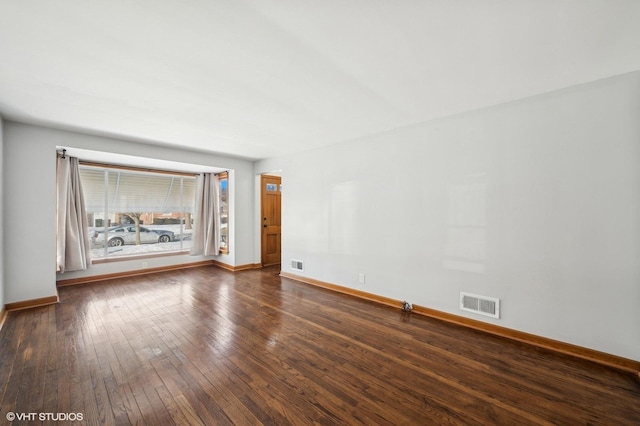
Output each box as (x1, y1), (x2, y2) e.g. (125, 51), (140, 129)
(1, 265), (638, 424)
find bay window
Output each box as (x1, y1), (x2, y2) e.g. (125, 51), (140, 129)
(79, 164), (196, 260)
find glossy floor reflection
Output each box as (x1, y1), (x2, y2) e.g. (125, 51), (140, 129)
(1, 265), (639, 424)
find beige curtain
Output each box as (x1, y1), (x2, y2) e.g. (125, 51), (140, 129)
(190, 173), (221, 256)
(56, 155), (91, 272)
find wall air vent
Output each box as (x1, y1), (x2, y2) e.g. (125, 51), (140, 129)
(290, 259), (304, 272)
(460, 292), (500, 319)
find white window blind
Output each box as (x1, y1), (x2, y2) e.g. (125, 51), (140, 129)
(80, 167), (196, 213)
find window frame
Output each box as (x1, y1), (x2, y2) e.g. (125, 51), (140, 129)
(80, 161), (198, 263)
(218, 171), (229, 254)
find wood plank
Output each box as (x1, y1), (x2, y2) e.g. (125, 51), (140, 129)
(0, 265), (637, 424)
(281, 270), (640, 375)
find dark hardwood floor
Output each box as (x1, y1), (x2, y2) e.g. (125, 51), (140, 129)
(1, 265), (638, 425)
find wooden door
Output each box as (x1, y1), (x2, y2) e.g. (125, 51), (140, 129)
(261, 175), (281, 266)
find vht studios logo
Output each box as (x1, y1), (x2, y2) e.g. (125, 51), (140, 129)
(5, 411), (84, 422)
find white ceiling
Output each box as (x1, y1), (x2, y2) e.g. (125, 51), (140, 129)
(1, 1), (640, 161)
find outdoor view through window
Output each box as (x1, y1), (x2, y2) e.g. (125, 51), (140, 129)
(219, 172), (228, 253)
(79, 165), (196, 259)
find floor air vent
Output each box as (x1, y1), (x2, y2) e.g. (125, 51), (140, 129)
(290, 259), (304, 272)
(460, 292), (500, 319)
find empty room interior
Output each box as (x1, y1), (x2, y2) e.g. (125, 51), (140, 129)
(1, 1), (639, 424)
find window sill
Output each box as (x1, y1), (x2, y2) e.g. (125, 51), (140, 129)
(91, 250), (191, 265)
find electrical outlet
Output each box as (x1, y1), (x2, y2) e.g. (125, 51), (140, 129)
(358, 273), (365, 283)
(142, 261), (148, 269)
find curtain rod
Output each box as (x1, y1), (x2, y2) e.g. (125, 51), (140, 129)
(79, 160), (198, 178)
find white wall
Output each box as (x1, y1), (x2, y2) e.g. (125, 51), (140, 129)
(3, 122), (57, 302)
(0, 116), (4, 309)
(3, 122), (256, 303)
(256, 71), (640, 361)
